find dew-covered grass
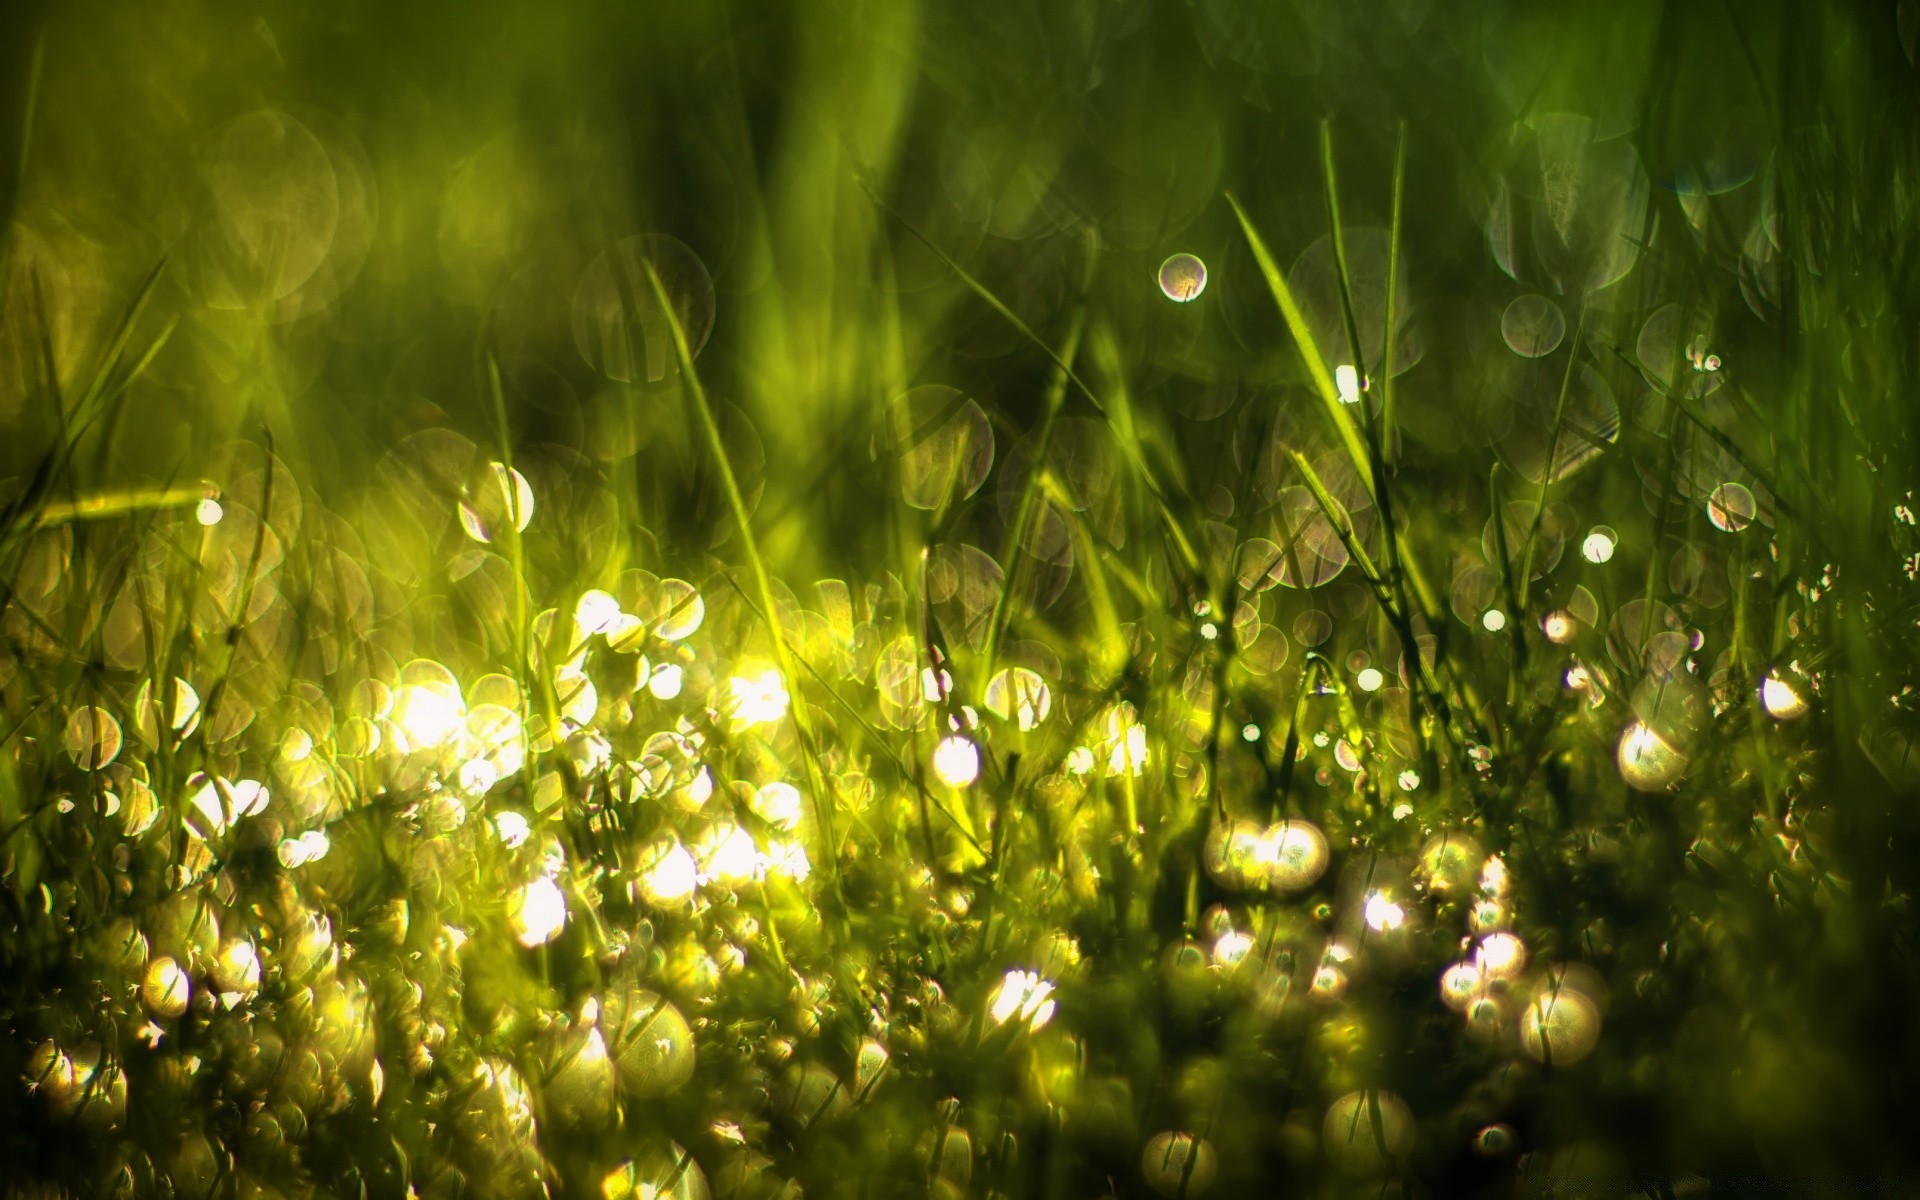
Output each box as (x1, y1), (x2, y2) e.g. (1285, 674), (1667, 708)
(2, 1), (1919, 1196)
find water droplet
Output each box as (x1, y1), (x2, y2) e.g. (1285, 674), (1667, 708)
(571, 234), (715, 383)
(985, 667), (1052, 731)
(1760, 673), (1809, 720)
(1323, 1090), (1415, 1177)
(458, 462), (534, 543)
(1520, 983), (1602, 1066)
(1617, 721), (1687, 791)
(1706, 481), (1756, 532)
(892, 386), (995, 511)
(1157, 254), (1207, 303)
(64, 706), (123, 771)
(1142, 1131), (1218, 1196)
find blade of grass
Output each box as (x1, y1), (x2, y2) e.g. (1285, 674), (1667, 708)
(981, 249), (1091, 687)
(1226, 192), (1368, 476)
(1291, 450), (1488, 752)
(865, 192), (1203, 583)
(1381, 124), (1407, 465)
(1488, 466), (1528, 711)
(1516, 299), (1588, 613)
(1228, 190), (1447, 630)
(644, 258), (842, 901)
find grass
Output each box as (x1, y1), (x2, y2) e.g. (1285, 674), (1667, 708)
(0, 0), (1918, 1197)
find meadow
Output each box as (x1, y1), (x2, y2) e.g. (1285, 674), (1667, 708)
(1, 1), (1918, 1196)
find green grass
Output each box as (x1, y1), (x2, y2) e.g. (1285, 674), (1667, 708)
(1, 1), (1918, 1197)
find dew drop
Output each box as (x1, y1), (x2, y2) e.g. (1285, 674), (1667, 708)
(1157, 254), (1208, 303)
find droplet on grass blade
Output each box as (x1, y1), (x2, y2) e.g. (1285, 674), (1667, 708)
(1157, 253), (1208, 302)
(1520, 983), (1601, 1066)
(1202, 819), (1269, 891)
(1141, 1131), (1218, 1196)
(891, 385), (995, 511)
(1707, 481), (1756, 532)
(458, 462), (534, 544)
(1267, 819), (1330, 891)
(985, 667), (1052, 731)
(1475, 1123), (1519, 1157)
(1323, 1090), (1415, 1177)
(142, 957), (191, 1019)
(64, 706), (123, 771)
(572, 233), (715, 383)
(1760, 673), (1809, 721)
(647, 578), (705, 641)
(1501, 294), (1566, 357)
(1617, 721), (1686, 790)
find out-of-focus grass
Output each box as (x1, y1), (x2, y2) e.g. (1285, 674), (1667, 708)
(0, 0), (1918, 1197)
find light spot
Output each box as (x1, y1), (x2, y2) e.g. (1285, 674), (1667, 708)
(694, 822), (760, 884)
(1363, 891), (1406, 932)
(1481, 609), (1508, 633)
(1267, 820), (1330, 891)
(392, 682), (463, 750)
(752, 781), (805, 832)
(988, 969), (1057, 1030)
(639, 840), (699, 906)
(726, 668), (790, 727)
(933, 736), (981, 787)
(1760, 674), (1808, 721)
(575, 589), (623, 637)
(1356, 667), (1384, 692)
(1476, 932), (1527, 980)
(1582, 527), (1616, 563)
(1440, 961), (1484, 1011)
(142, 957), (190, 1019)
(1212, 930), (1254, 968)
(510, 875), (568, 947)
(648, 663), (684, 700)
(1335, 363), (1362, 405)
(494, 811), (532, 849)
(194, 498), (225, 526)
